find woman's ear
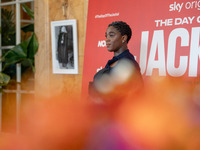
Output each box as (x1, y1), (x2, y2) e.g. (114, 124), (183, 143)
(122, 35), (128, 43)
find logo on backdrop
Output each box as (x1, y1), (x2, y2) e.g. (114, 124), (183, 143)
(169, 1), (200, 12)
(95, 12), (120, 19)
(98, 40), (106, 47)
(138, 1), (200, 77)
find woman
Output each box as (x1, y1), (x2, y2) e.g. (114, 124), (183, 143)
(88, 21), (143, 104)
(86, 21), (143, 150)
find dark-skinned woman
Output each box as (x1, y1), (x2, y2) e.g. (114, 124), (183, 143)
(88, 21), (143, 105)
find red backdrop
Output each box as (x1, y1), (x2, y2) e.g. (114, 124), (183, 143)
(82, 0), (200, 95)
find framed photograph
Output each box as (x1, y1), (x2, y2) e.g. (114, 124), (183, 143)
(51, 19), (78, 74)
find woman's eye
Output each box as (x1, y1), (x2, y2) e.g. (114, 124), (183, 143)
(105, 33), (115, 38)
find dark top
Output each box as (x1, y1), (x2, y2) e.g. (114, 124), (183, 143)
(93, 49), (141, 81)
(89, 49), (143, 102)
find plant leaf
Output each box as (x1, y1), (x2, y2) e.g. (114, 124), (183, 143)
(1, 40), (29, 70)
(22, 3), (34, 19)
(21, 59), (32, 67)
(21, 24), (34, 33)
(0, 72), (10, 86)
(22, 58), (35, 72)
(27, 33), (39, 59)
(1, 33), (38, 72)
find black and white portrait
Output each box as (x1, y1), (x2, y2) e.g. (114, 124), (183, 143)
(51, 20), (78, 74)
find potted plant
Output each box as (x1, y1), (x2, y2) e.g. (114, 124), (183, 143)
(0, 4), (38, 87)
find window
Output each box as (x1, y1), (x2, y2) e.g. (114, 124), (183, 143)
(0, 0), (34, 134)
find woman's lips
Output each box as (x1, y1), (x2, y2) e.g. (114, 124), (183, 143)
(106, 44), (111, 47)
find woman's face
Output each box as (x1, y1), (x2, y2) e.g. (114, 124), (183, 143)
(105, 26), (124, 52)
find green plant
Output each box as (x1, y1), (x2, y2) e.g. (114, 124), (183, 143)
(0, 3), (38, 86)
(21, 3), (34, 41)
(1, 8), (16, 46)
(2, 33), (38, 72)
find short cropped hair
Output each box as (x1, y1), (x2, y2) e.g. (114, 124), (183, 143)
(108, 21), (132, 43)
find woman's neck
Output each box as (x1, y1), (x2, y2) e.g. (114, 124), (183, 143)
(114, 45), (127, 56)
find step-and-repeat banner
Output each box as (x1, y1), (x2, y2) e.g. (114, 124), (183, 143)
(82, 0), (200, 94)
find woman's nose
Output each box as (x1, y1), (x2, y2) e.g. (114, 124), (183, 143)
(106, 37), (110, 42)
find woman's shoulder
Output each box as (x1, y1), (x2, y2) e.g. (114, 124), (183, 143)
(93, 67), (110, 80)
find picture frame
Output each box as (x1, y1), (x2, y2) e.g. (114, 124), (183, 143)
(51, 19), (78, 74)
